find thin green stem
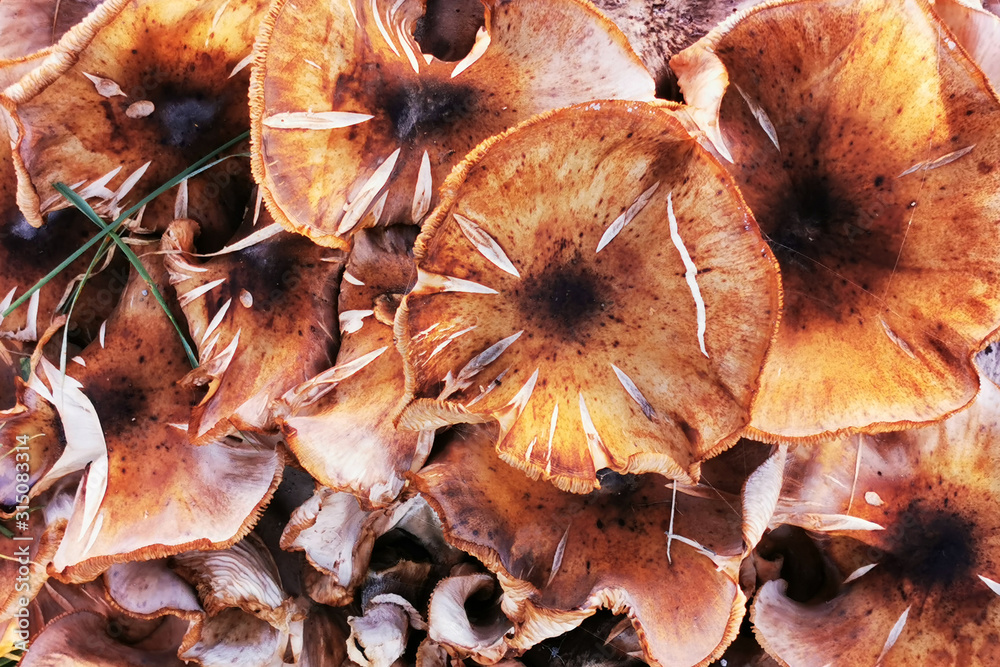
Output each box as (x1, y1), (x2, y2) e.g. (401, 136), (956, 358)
(53, 184), (199, 368)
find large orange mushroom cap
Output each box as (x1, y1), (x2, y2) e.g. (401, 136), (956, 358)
(414, 424), (748, 667)
(249, 0), (655, 248)
(751, 377), (1000, 665)
(672, 0), (1000, 442)
(3, 0), (265, 230)
(38, 241), (283, 583)
(278, 225), (426, 507)
(397, 101), (780, 491)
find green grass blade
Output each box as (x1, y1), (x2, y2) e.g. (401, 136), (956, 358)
(53, 184), (200, 368)
(59, 235), (113, 379)
(115, 131), (249, 223)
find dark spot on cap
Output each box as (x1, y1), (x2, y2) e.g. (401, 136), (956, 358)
(886, 502), (976, 590)
(520, 256), (605, 341)
(383, 80), (475, 143)
(157, 95), (221, 147)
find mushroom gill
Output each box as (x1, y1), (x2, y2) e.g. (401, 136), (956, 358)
(397, 101), (780, 491)
(672, 0), (1000, 442)
(249, 0), (655, 247)
(751, 376), (1000, 665)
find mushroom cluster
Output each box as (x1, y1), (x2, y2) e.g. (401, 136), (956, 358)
(1, 0), (999, 665)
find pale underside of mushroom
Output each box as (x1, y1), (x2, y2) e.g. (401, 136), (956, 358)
(672, 0), (1000, 443)
(249, 0), (655, 248)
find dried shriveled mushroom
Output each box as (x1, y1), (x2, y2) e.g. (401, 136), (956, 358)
(4, 0), (265, 230)
(278, 225), (427, 507)
(163, 213), (342, 443)
(249, 0), (655, 247)
(414, 424), (748, 667)
(35, 243), (283, 583)
(672, 0), (1000, 442)
(397, 101), (780, 491)
(751, 378), (1000, 665)
(280, 489), (437, 607)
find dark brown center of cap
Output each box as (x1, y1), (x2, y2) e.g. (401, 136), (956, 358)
(519, 257), (606, 342)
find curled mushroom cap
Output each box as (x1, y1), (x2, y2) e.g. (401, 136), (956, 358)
(20, 610), (187, 667)
(163, 213), (342, 443)
(751, 378), (1000, 666)
(426, 567), (512, 664)
(397, 101), (780, 491)
(415, 424), (748, 667)
(249, 0), (655, 247)
(672, 0), (1000, 442)
(38, 241), (283, 582)
(931, 0), (1000, 89)
(0, 0), (102, 60)
(278, 225), (427, 507)
(4, 0), (265, 228)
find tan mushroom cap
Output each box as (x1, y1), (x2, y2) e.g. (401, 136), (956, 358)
(42, 243), (283, 583)
(751, 378), (1000, 666)
(414, 424), (748, 667)
(589, 0), (765, 91)
(20, 610), (187, 667)
(0, 0), (102, 61)
(249, 0), (655, 248)
(672, 0), (1000, 442)
(4, 0), (265, 228)
(397, 101), (780, 491)
(163, 213), (342, 444)
(279, 225), (426, 507)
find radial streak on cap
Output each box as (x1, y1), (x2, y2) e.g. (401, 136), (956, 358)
(396, 101), (780, 492)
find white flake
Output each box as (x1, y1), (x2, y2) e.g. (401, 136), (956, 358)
(596, 181), (660, 253)
(667, 192), (708, 357)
